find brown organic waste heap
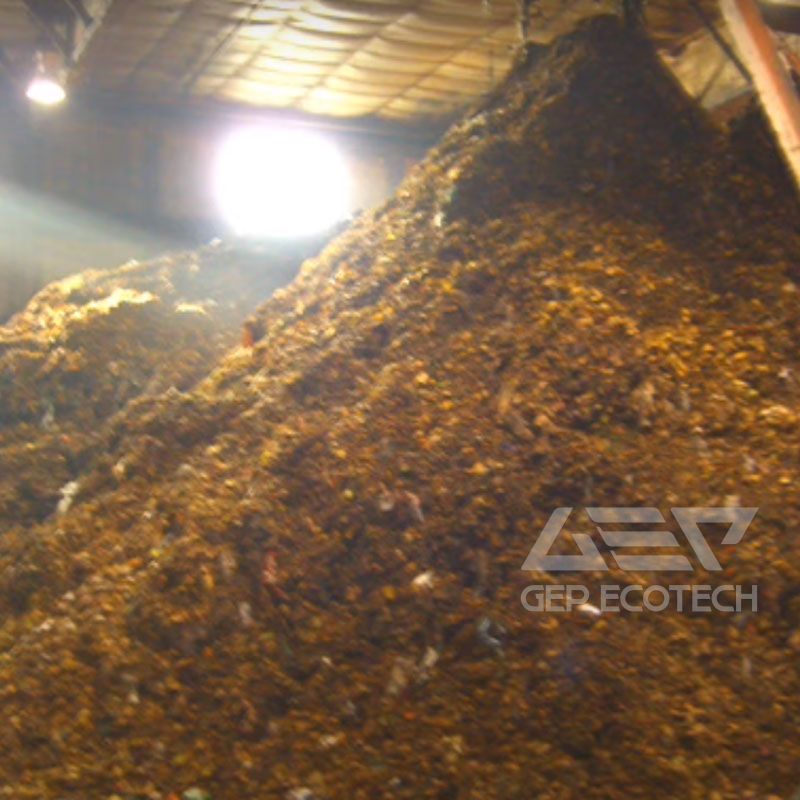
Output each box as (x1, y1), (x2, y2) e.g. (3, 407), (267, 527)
(0, 240), (321, 532)
(1, 16), (800, 800)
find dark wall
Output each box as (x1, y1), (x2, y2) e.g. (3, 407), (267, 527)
(0, 86), (437, 319)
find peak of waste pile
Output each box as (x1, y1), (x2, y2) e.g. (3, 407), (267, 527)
(1, 16), (800, 800)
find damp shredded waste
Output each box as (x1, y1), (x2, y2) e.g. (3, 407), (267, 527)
(1, 15), (800, 800)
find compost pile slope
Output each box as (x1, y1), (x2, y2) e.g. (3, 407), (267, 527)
(0, 240), (316, 531)
(1, 17), (800, 800)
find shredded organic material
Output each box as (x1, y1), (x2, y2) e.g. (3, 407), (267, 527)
(0, 240), (320, 531)
(1, 17), (799, 800)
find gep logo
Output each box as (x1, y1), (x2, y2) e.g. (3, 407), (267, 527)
(522, 507), (758, 573)
(519, 507), (759, 614)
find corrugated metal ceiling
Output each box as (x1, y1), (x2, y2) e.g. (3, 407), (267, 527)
(1, 0), (729, 121)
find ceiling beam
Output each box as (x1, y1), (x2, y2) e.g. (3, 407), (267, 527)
(19, 0), (114, 66)
(74, 85), (446, 143)
(19, 0), (74, 62)
(69, 0), (116, 63)
(62, 0), (93, 28)
(689, 0), (752, 83)
(721, 0), (800, 189)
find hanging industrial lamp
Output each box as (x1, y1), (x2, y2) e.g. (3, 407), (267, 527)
(25, 49), (67, 106)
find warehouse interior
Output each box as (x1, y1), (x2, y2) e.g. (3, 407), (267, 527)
(1, 1), (800, 798)
(1, 0), (798, 318)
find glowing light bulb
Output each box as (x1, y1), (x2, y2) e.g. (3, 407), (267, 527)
(26, 76), (66, 106)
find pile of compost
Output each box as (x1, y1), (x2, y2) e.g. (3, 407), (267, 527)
(1, 16), (799, 800)
(0, 239), (319, 531)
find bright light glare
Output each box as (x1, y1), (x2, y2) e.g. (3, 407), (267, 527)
(214, 126), (351, 238)
(26, 77), (66, 106)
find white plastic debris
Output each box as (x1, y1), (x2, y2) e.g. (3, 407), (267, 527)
(238, 601), (254, 627)
(386, 656), (415, 697)
(112, 459), (127, 481)
(57, 480), (80, 516)
(36, 618), (54, 633)
(477, 616), (505, 651)
(175, 302), (208, 316)
(40, 402), (55, 430)
(377, 487), (395, 512)
(420, 647), (439, 670)
(417, 646), (440, 683)
(286, 789), (315, 800)
(576, 602), (602, 618)
(442, 734), (465, 764)
(405, 491), (424, 523)
(411, 570), (435, 590)
(175, 463), (196, 479)
(85, 288), (155, 314)
(219, 550), (237, 579)
(319, 733), (343, 749)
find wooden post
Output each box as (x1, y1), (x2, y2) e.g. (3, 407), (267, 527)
(721, 0), (800, 190)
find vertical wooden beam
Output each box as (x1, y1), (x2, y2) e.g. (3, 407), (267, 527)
(721, 0), (800, 189)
